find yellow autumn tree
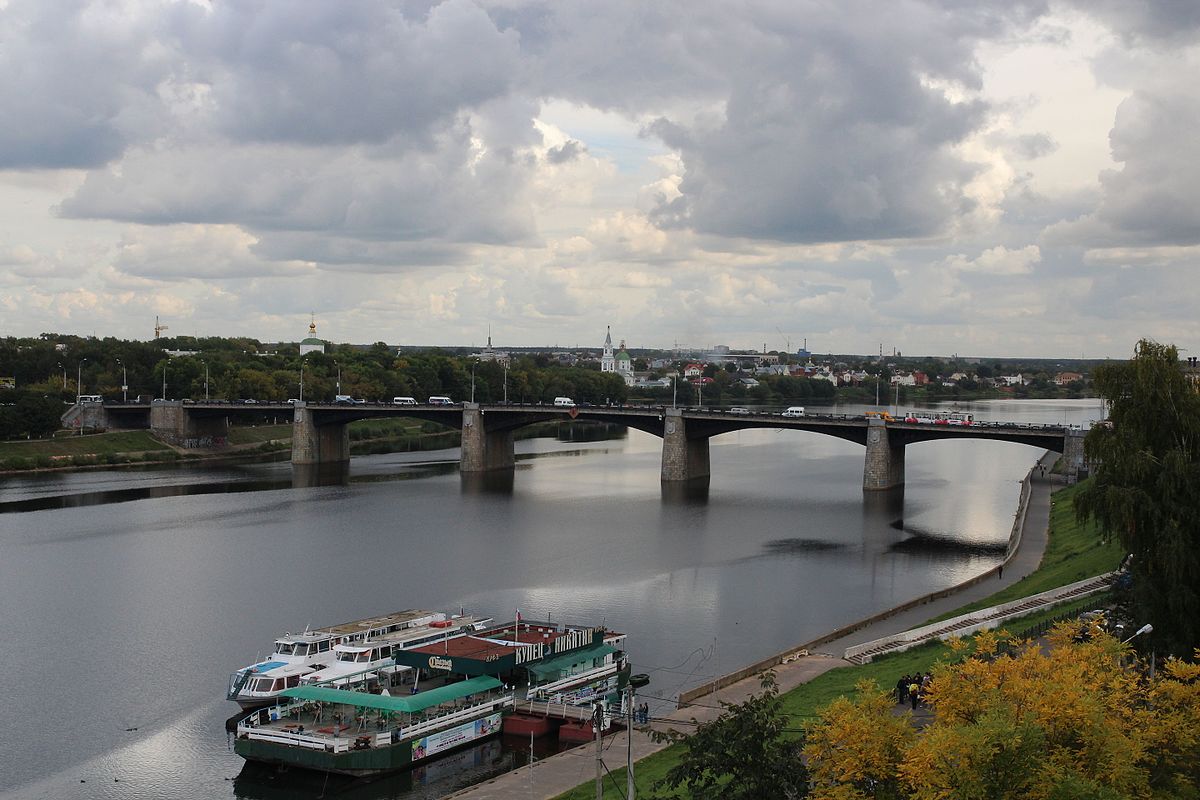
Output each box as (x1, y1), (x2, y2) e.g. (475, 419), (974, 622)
(803, 679), (916, 800)
(806, 621), (1200, 800)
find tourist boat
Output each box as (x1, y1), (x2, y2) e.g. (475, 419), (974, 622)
(233, 618), (629, 776)
(227, 609), (459, 710)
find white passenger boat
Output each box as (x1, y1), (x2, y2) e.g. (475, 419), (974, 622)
(227, 609), (455, 709)
(234, 617), (631, 777)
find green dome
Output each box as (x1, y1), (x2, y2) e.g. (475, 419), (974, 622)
(301, 337), (324, 345)
(617, 351), (631, 361)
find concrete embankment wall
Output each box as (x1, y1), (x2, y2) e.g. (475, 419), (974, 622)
(677, 458), (1041, 708)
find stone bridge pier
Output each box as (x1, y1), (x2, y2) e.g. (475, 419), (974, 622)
(459, 404), (515, 473)
(863, 417), (905, 491)
(291, 404), (349, 465)
(149, 401), (230, 448)
(660, 408), (711, 483)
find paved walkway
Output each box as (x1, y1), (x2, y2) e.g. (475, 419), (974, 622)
(449, 452), (1062, 800)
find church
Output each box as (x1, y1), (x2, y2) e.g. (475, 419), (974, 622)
(600, 326), (636, 386)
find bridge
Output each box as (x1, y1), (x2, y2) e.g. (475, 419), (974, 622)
(65, 401), (1086, 490)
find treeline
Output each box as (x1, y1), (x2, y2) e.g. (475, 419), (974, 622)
(0, 390), (64, 439)
(0, 335), (630, 409)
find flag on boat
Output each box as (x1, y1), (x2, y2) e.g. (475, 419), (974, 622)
(515, 608), (521, 624)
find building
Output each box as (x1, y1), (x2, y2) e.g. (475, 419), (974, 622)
(300, 318), (326, 356)
(471, 330), (510, 364)
(600, 326), (616, 373)
(615, 340), (635, 385)
(1054, 372), (1084, 386)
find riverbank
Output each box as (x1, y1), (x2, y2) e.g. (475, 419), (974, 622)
(448, 453), (1120, 800)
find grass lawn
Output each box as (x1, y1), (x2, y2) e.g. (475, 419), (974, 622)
(554, 480), (1120, 800)
(0, 430), (170, 460)
(226, 424), (293, 445)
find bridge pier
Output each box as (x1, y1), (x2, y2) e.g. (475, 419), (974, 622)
(661, 408), (711, 483)
(1063, 429), (1087, 479)
(291, 404), (349, 465)
(149, 401), (229, 448)
(863, 418), (905, 491)
(459, 404), (515, 473)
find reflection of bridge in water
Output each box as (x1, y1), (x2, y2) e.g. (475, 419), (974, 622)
(69, 401), (1086, 491)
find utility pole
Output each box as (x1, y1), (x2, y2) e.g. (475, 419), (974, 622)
(117, 359), (127, 402)
(594, 702), (604, 800)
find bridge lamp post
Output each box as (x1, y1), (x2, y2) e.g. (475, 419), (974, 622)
(76, 358), (87, 399)
(116, 359), (127, 403)
(470, 361), (476, 403)
(299, 361), (305, 402)
(672, 373), (677, 408)
(502, 361), (508, 404)
(162, 361), (168, 401)
(200, 360), (209, 401)
(335, 362), (341, 395)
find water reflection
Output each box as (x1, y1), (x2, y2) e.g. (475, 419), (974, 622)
(660, 480), (710, 504)
(291, 462), (351, 488)
(460, 470), (515, 495)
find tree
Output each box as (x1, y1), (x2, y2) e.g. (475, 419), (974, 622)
(1074, 339), (1200, 656)
(650, 673), (808, 800)
(806, 624), (1200, 800)
(804, 680), (915, 800)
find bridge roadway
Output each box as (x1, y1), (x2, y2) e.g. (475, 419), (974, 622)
(79, 401), (1084, 490)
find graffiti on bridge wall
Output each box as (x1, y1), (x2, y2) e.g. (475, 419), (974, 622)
(181, 436), (227, 448)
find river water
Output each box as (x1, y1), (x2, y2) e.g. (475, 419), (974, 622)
(0, 399), (1100, 799)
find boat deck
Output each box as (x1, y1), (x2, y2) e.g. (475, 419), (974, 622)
(237, 673), (511, 754)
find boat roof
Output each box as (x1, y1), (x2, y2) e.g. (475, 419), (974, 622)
(525, 643), (616, 679)
(276, 632), (333, 644)
(320, 609), (442, 636)
(281, 675), (502, 714)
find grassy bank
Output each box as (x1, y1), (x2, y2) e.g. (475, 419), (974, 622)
(0, 430), (172, 470)
(554, 479), (1119, 800)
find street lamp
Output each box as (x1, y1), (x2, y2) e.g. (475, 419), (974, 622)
(503, 361), (508, 404)
(76, 358), (87, 399)
(470, 361), (476, 403)
(116, 358), (127, 403)
(672, 373), (677, 408)
(299, 361), (305, 402)
(162, 361), (168, 401)
(336, 362), (341, 395)
(1122, 623), (1152, 644)
(199, 360), (209, 401)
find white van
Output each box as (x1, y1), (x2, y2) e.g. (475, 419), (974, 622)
(392, 396), (418, 405)
(76, 395), (103, 404)
(427, 395), (453, 405)
(553, 396), (576, 407)
(781, 406), (806, 417)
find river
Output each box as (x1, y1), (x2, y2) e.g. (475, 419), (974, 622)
(0, 399), (1101, 799)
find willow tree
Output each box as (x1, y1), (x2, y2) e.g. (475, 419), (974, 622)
(1074, 339), (1200, 657)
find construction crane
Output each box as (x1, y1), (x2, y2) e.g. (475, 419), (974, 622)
(776, 327), (791, 354)
(154, 316), (169, 339)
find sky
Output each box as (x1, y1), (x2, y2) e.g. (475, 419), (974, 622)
(1, 0), (1197, 358)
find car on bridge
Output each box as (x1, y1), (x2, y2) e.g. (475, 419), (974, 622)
(728, 407), (750, 415)
(781, 406), (805, 417)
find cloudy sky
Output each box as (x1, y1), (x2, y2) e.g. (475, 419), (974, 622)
(1, 0), (1197, 357)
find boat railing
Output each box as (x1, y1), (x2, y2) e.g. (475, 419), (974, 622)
(236, 691), (514, 751)
(526, 662), (617, 700)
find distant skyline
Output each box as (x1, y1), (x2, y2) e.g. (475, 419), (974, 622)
(2, 1), (1198, 359)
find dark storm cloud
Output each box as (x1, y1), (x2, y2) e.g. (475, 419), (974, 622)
(0, 0), (176, 168)
(1071, 0), (1200, 44)
(1044, 87), (1200, 247)
(20, 0), (1051, 256)
(503, 0), (1047, 243)
(190, 0), (523, 147)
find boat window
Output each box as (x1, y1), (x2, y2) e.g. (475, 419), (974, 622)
(271, 678), (284, 692)
(378, 646), (391, 658)
(357, 652), (370, 663)
(251, 678), (272, 693)
(277, 643), (296, 656)
(318, 641), (329, 653)
(286, 675), (300, 688)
